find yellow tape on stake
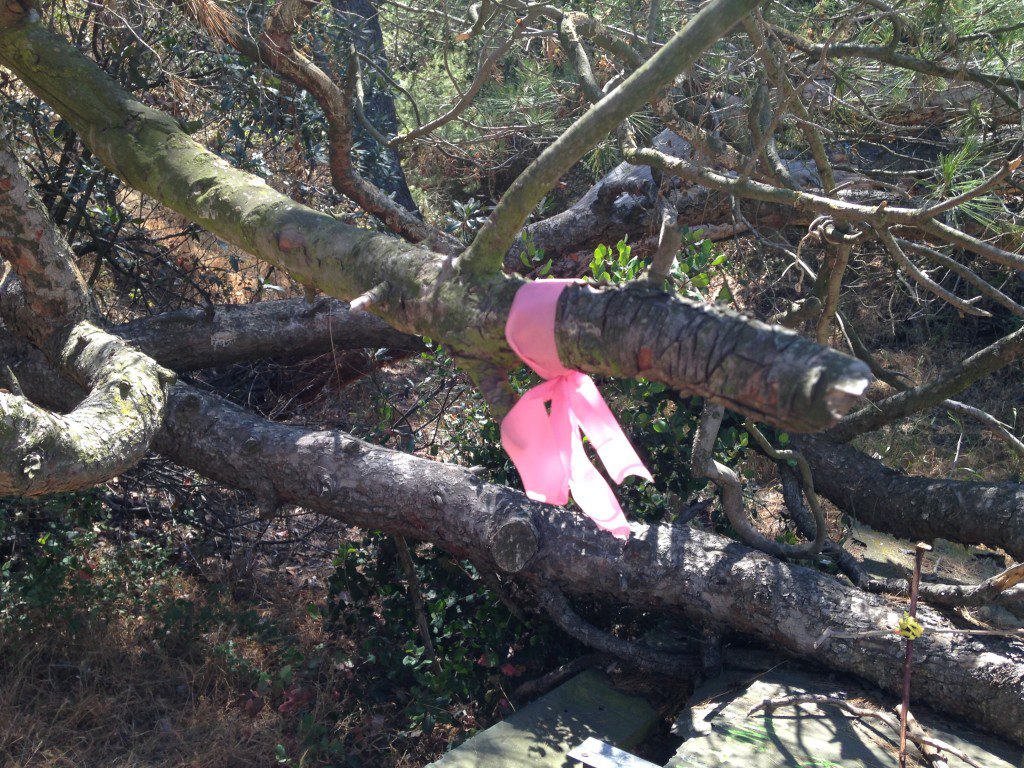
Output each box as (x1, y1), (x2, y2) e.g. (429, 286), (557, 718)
(896, 613), (924, 640)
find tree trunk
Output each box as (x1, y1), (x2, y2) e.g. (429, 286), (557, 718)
(329, 0), (418, 212)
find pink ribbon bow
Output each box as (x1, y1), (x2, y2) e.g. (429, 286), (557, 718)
(500, 279), (653, 539)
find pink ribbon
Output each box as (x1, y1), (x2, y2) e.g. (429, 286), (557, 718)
(500, 279), (653, 539)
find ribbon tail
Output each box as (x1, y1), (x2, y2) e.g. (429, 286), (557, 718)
(566, 373), (653, 485)
(555, 390), (631, 540)
(500, 381), (570, 505)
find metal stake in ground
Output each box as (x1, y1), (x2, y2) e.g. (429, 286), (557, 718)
(899, 542), (931, 768)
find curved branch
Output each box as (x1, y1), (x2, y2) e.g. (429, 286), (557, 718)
(0, 321), (171, 496)
(538, 586), (698, 678)
(181, 0), (459, 253)
(0, 133), (171, 496)
(691, 403), (824, 559)
(830, 325), (1024, 441)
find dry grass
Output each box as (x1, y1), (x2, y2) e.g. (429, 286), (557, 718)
(0, 534), (470, 768)
(0, 581), (284, 768)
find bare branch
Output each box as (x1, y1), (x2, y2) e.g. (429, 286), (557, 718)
(830, 325), (1024, 440)
(457, 0), (765, 276)
(691, 402), (825, 559)
(538, 587), (698, 678)
(874, 226), (991, 317)
(179, 0), (460, 253)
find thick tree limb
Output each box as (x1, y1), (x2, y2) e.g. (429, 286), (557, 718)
(555, 283), (868, 432)
(3, 337), (1023, 743)
(0, 321), (172, 495)
(0, 133), (90, 342)
(0, 134), (172, 495)
(148, 387), (1024, 745)
(793, 434), (1024, 561)
(0, 15), (870, 432)
(116, 297), (423, 371)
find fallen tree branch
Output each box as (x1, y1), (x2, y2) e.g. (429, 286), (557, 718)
(537, 586), (699, 678)
(779, 467), (1024, 613)
(0, 14), (871, 433)
(830, 325), (1024, 441)
(4, 342), (1023, 744)
(114, 297), (423, 371)
(792, 434), (1024, 560)
(0, 136), (172, 495)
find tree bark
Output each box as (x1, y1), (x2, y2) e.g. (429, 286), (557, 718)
(0, 135), (172, 496)
(794, 434), (1024, 561)
(0, 13), (871, 432)
(4, 313), (1023, 744)
(115, 297), (422, 371)
(510, 129), (879, 273)
(141, 386), (1024, 746)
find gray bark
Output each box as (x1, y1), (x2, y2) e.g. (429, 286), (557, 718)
(794, 434), (1024, 561)
(4, 322), (1023, 744)
(147, 386), (1024, 746)
(117, 297), (422, 371)
(511, 129), (871, 273)
(0, 137), (172, 496)
(555, 282), (868, 432)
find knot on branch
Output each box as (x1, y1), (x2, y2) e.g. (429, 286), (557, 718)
(1, 0), (34, 24)
(488, 512), (539, 573)
(809, 216), (864, 246)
